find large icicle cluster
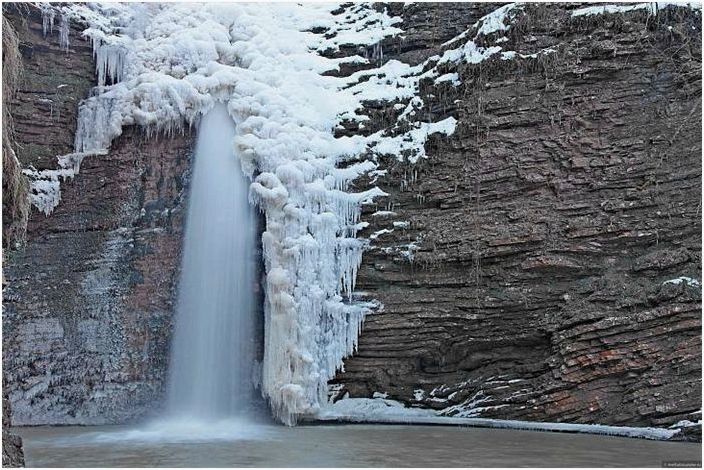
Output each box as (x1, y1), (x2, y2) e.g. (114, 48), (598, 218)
(34, 2), (453, 425)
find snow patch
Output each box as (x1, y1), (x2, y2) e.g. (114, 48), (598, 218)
(318, 398), (681, 440)
(435, 73), (461, 86)
(22, 150), (108, 215)
(371, 117), (457, 164)
(663, 277), (701, 287)
(572, 2), (702, 17)
(319, 397), (437, 421)
(670, 419), (702, 428)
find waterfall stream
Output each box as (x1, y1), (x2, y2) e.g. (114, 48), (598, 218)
(166, 103), (257, 421)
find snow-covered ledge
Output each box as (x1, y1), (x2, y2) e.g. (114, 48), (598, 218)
(316, 398), (684, 441)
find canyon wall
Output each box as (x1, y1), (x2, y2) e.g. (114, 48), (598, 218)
(2, 5), (194, 424)
(2, 2), (701, 435)
(334, 3), (702, 431)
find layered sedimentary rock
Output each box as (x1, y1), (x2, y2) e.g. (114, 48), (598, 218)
(2, 5), (194, 424)
(4, 129), (192, 424)
(1, 2), (701, 435)
(2, 12), (29, 251)
(334, 3), (702, 430)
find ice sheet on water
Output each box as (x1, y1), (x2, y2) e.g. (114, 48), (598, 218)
(320, 398), (682, 440)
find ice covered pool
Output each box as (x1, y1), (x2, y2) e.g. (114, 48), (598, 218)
(15, 423), (702, 467)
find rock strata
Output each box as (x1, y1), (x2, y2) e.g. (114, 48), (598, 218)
(2, 4), (195, 424)
(2, 382), (24, 467)
(334, 3), (702, 434)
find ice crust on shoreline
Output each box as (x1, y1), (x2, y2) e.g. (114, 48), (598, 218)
(319, 398), (685, 441)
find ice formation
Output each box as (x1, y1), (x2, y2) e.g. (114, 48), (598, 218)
(39, 4), (71, 52)
(34, 1), (428, 425)
(663, 276), (701, 287)
(572, 2), (702, 17)
(22, 150), (107, 215)
(30, 1), (699, 427)
(320, 397), (682, 440)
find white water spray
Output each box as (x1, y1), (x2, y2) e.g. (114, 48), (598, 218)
(166, 103), (258, 421)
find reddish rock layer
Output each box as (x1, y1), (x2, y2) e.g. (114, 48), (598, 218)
(2, 5), (195, 424)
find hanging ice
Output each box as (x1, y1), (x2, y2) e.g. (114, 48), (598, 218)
(53, 1), (449, 425)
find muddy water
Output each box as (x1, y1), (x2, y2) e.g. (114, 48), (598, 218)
(15, 424), (701, 467)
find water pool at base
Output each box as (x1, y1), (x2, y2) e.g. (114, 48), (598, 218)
(15, 423), (701, 467)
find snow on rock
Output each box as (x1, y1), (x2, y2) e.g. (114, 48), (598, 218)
(435, 72), (461, 86)
(319, 397), (437, 421)
(35, 1), (455, 425)
(337, 3), (562, 167)
(663, 277), (701, 287)
(475, 3), (520, 36)
(370, 117), (458, 164)
(437, 3), (523, 64)
(371, 210), (397, 218)
(22, 150), (108, 215)
(670, 419), (702, 428)
(571, 2), (702, 17)
(319, 397), (681, 440)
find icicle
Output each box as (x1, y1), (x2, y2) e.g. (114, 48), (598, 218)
(94, 41), (127, 87)
(63, 1), (421, 427)
(41, 7), (55, 37)
(58, 14), (70, 52)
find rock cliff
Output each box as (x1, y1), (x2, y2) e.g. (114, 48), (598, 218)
(333, 3), (702, 431)
(2, 377), (24, 467)
(1, 2), (701, 438)
(2, 4), (194, 424)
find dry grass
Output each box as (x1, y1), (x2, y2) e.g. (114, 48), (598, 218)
(2, 13), (30, 249)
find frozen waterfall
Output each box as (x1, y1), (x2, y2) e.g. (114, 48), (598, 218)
(166, 103), (258, 420)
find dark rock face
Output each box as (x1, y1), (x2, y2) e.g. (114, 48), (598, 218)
(2, 11), (29, 251)
(1, 2), (700, 435)
(4, 128), (193, 424)
(2, 5), (195, 424)
(2, 382), (24, 467)
(335, 3), (702, 430)
(4, 4), (95, 171)
(1, 429), (24, 468)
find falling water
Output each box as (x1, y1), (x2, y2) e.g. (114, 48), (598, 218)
(166, 103), (257, 421)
